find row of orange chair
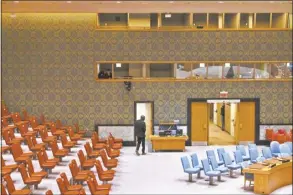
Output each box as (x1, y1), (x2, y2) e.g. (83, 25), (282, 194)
(265, 128), (292, 143)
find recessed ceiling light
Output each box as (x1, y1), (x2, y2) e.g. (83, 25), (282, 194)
(116, 1), (121, 3)
(225, 63), (231, 67)
(13, 1), (19, 3)
(116, 63), (122, 68)
(218, 1), (224, 3)
(169, 1), (174, 3)
(165, 13), (172, 18)
(66, 1), (71, 3)
(200, 63), (205, 68)
(269, 1), (274, 3)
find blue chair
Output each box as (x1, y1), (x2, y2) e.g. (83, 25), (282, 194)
(206, 150), (224, 166)
(249, 148), (260, 163)
(262, 147), (273, 159)
(201, 159), (221, 185)
(240, 161), (254, 190)
(285, 142), (292, 153)
(256, 156), (265, 163)
(217, 148), (234, 163)
(248, 143), (257, 150)
(233, 150), (252, 174)
(209, 156), (229, 174)
(279, 143), (292, 157)
(181, 156), (201, 182)
(236, 145), (250, 161)
(270, 141), (281, 157)
(190, 153), (203, 170)
(222, 152), (242, 177)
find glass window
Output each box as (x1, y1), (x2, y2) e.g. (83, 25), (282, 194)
(176, 63), (192, 79)
(255, 63), (270, 79)
(97, 63), (112, 79)
(270, 62), (293, 78)
(240, 13), (251, 29)
(208, 13), (219, 29)
(99, 13), (128, 27)
(255, 13), (270, 28)
(239, 64), (254, 79)
(207, 63), (223, 79)
(224, 13), (238, 29)
(148, 63), (174, 78)
(193, 14), (207, 29)
(223, 63), (238, 79)
(114, 63), (130, 79)
(128, 63), (143, 78)
(192, 63), (207, 79)
(161, 13), (190, 27)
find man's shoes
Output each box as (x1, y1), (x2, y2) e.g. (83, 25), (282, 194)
(142, 152), (147, 155)
(136, 151), (140, 156)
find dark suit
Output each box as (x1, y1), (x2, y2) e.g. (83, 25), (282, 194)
(220, 105), (225, 130)
(134, 119), (146, 153)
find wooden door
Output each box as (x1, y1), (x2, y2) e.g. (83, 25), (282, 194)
(191, 102), (208, 145)
(145, 103), (153, 140)
(217, 103), (222, 127)
(225, 104), (231, 134)
(235, 102), (255, 144)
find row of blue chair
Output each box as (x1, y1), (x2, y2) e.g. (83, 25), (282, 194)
(270, 141), (292, 157)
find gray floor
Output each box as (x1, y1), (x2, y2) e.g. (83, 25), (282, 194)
(2, 134), (292, 194)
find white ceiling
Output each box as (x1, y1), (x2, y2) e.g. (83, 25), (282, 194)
(2, 1), (292, 13)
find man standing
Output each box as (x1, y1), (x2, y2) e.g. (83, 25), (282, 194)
(134, 115), (146, 156)
(220, 102), (225, 131)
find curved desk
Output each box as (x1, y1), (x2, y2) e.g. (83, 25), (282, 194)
(243, 157), (292, 194)
(150, 135), (188, 152)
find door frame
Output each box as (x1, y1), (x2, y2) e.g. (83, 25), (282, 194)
(134, 101), (155, 142)
(187, 98), (260, 146)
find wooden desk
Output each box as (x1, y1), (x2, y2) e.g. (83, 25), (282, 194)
(149, 135), (188, 152)
(243, 158), (292, 194)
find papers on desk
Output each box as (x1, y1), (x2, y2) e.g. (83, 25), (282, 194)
(248, 164), (266, 170)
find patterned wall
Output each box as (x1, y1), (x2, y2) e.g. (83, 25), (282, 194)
(2, 13), (292, 129)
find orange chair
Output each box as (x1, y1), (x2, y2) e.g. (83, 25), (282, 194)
(2, 156), (18, 171)
(11, 112), (29, 126)
(94, 131), (107, 144)
(2, 145), (11, 153)
(69, 160), (91, 184)
(40, 128), (56, 146)
(22, 109), (30, 121)
(46, 190), (53, 195)
(37, 149), (58, 174)
(1, 104), (12, 120)
(84, 142), (100, 159)
(91, 133), (106, 150)
(265, 128), (273, 141)
(1, 166), (13, 177)
(105, 145), (120, 159)
(56, 178), (82, 195)
(50, 123), (66, 138)
(29, 117), (46, 135)
(95, 160), (115, 175)
(40, 113), (53, 129)
(3, 175), (31, 195)
(49, 140), (69, 161)
(3, 128), (24, 145)
(17, 123), (36, 137)
(60, 172), (83, 191)
(108, 137), (122, 150)
(1, 117), (15, 129)
(109, 132), (123, 143)
(61, 133), (76, 152)
(19, 164), (43, 189)
(42, 148), (60, 164)
(68, 127), (82, 142)
(74, 123), (86, 136)
(89, 172), (112, 191)
(100, 150), (117, 170)
(87, 178), (109, 195)
(26, 135), (46, 154)
(11, 143), (33, 163)
(26, 158), (48, 179)
(56, 119), (72, 132)
(94, 160), (114, 184)
(78, 150), (96, 170)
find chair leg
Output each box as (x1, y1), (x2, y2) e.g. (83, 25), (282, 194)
(34, 184), (38, 189)
(197, 171), (201, 179)
(103, 181), (108, 184)
(209, 176), (213, 185)
(188, 174), (192, 182)
(229, 169), (233, 177)
(217, 175), (221, 181)
(244, 178), (246, 190)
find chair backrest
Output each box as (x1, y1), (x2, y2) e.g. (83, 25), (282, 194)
(69, 162), (77, 177)
(40, 114), (46, 124)
(2, 117), (8, 127)
(280, 143), (291, 154)
(262, 147), (273, 159)
(29, 117), (39, 129)
(3, 175), (16, 194)
(270, 141), (280, 154)
(285, 142), (292, 152)
(37, 150), (45, 167)
(3, 129), (12, 145)
(60, 134), (68, 145)
(50, 123), (57, 133)
(217, 148), (225, 162)
(206, 150), (216, 160)
(84, 142), (92, 155)
(2, 104), (10, 116)
(74, 123), (80, 132)
(11, 143), (23, 159)
(26, 136), (34, 149)
(46, 190), (53, 195)
(18, 123), (29, 136)
(249, 148), (259, 162)
(26, 158), (35, 176)
(201, 159), (211, 174)
(32, 136), (38, 145)
(56, 178), (67, 194)
(93, 132), (98, 142)
(60, 173), (70, 189)
(42, 148), (50, 161)
(8, 128), (17, 139)
(233, 150), (244, 164)
(68, 128), (74, 137)
(2, 156), (6, 166)
(180, 156), (191, 171)
(78, 150), (86, 164)
(256, 156), (265, 163)
(56, 120), (62, 129)
(22, 109), (29, 121)
(1, 184), (8, 195)
(50, 140), (59, 154)
(40, 129), (46, 140)
(87, 178), (96, 194)
(100, 150), (108, 163)
(222, 152), (233, 166)
(248, 143), (257, 150)
(95, 160), (103, 175)
(12, 113), (21, 123)
(236, 145), (247, 156)
(89, 172), (99, 187)
(19, 164), (29, 181)
(209, 156), (219, 170)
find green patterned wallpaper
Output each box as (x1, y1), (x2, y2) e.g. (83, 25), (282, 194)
(2, 13), (292, 128)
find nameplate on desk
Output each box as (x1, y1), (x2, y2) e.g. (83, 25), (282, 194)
(248, 164), (266, 170)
